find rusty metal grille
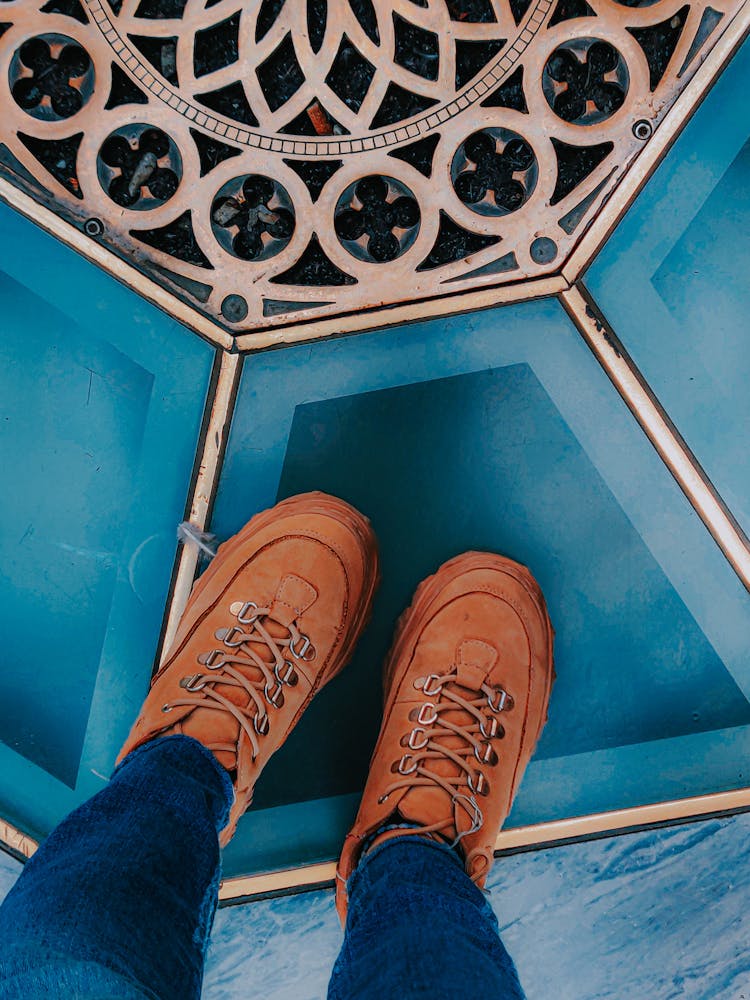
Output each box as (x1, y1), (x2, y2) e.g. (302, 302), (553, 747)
(0, 0), (744, 339)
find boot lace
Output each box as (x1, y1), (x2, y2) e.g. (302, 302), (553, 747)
(378, 670), (513, 872)
(160, 600), (315, 760)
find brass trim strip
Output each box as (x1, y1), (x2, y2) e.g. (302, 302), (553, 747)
(561, 284), (750, 588)
(493, 789), (750, 850)
(0, 168), (567, 354)
(218, 862), (337, 902)
(232, 276), (570, 353)
(0, 179), (234, 351)
(0, 819), (37, 861)
(217, 787), (750, 903)
(4, 788), (750, 894)
(562, 4), (750, 283)
(158, 350), (243, 664)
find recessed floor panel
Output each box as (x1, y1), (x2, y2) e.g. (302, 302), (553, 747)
(587, 36), (750, 535)
(0, 203), (214, 838)
(213, 297), (750, 878)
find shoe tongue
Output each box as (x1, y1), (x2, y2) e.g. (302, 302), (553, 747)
(242, 618), (287, 666)
(263, 619), (290, 642)
(269, 574), (318, 627)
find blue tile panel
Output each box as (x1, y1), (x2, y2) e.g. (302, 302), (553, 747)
(0, 272), (153, 785)
(587, 36), (750, 536)
(0, 203), (214, 834)
(276, 364), (748, 791)
(213, 295), (750, 879)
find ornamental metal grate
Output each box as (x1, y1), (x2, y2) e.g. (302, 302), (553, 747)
(0, 0), (744, 339)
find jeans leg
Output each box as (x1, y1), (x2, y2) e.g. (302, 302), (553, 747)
(0, 735), (233, 1000)
(328, 837), (525, 1000)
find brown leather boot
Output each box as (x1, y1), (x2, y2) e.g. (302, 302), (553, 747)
(118, 491), (379, 846)
(336, 551), (554, 921)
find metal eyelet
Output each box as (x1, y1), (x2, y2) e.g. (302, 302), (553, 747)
(487, 687), (510, 713)
(408, 727), (429, 750)
(254, 713), (270, 736)
(216, 625), (245, 647)
(479, 715), (499, 739)
(398, 754), (418, 775)
(264, 680), (285, 708)
(179, 674), (206, 692)
(275, 660), (298, 686)
(235, 601), (259, 625)
(289, 634), (316, 661)
(468, 771), (489, 796)
(474, 741), (497, 765)
(415, 674), (442, 697)
(198, 649), (225, 669)
(161, 703), (173, 713)
(417, 702), (438, 726)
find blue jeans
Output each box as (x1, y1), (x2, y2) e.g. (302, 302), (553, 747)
(0, 736), (524, 999)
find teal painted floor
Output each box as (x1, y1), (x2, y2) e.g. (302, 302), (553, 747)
(215, 293), (750, 879)
(0, 36), (748, 883)
(587, 36), (750, 536)
(0, 204), (215, 837)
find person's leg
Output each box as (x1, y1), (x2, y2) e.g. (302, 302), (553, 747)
(328, 837), (524, 1000)
(0, 735), (232, 1000)
(0, 492), (379, 999)
(333, 551), (554, 1000)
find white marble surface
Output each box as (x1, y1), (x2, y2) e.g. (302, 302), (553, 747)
(2, 815), (749, 998)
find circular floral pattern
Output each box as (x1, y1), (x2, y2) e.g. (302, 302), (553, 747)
(0, 0), (708, 331)
(334, 176), (421, 263)
(452, 129), (538, 216)
(211, 175), (295, 261)
(10, 34), (94, 121)
(542, 38), (629, 125)
(97, 125), (181, 210)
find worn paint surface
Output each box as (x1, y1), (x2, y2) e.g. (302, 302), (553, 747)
(0, 22), (748, 894)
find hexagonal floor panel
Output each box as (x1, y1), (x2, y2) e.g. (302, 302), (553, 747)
(212, 297), (750, 879)
(586, 35), (750, 537)
(0, 202), (214, 840)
